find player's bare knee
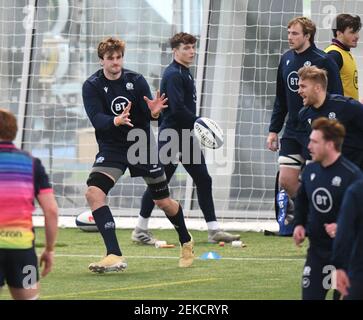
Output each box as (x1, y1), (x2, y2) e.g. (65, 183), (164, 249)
(153, 198), (169, 211)
(85, 186), (99, 202)
(280, 170), (300, 195)
(154, 198), (177, 215)
(278, 156), (303, 192)
(85, 186), (105, 208)
(279, 174), (297, 189)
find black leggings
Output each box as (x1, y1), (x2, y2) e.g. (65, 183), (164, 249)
(140, 158), (216, 222)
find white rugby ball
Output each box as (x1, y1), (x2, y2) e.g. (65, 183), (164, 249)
(75, 210), (98, 232)
(193, 117), (224, 149)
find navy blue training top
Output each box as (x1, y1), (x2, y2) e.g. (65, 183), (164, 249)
(299, 94), (363, 152)
(332, 179), (363, 279)
(294, 156), (363, 254)
(160, 60), (198, 131)
(82, 68), (153, 153)
(269, 44), (343, 136)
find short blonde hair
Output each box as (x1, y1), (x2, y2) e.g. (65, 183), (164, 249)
(298, 65), (328, 91)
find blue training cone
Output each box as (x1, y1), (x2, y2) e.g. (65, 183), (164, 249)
(199, 251), (221, 260)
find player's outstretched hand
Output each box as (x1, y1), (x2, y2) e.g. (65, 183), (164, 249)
(144, 90), (168, 118)
(115, 101), (133, 127)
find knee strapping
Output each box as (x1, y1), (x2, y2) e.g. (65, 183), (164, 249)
(278, 154), (304, 169)
(148, 180), (170, 200)
(86, 172), (114, 195)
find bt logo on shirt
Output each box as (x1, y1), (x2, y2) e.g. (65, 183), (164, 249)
(111, 96), (130, 115)
(312, 187), (333, 213)
(287, 71), (299, 92)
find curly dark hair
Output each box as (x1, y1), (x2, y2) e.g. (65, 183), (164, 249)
(97, 37), (126, 59)
(332, 14), (361, 37)
(170, 32), (197, 49)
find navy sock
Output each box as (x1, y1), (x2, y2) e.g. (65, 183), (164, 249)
(166, 205), (191, 244)
(92, 206), (122, 256)
(139, 187), (155, 218)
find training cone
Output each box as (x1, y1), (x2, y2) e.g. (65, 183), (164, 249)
(199, 251), (221, 260)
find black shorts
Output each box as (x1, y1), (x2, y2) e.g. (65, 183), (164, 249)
(0, 247), (39, 288)
(279, 136), (311, 161)
(90, 151), (170, 200)
(92, 150), (165, 179)
(301, 246), (338, 300)
(344, 278), (363, 300)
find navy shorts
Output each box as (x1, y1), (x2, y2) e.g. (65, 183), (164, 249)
(279, 136), (311, 161)
(90, 150), (170, 200)
(301, 247), (339, 300)
(0, 247), (39, 288)
(344, 278), (363, 300)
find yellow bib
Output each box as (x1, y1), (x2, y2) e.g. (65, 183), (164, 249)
(0, 227), (34, 249)
(325, 44), (359, 100)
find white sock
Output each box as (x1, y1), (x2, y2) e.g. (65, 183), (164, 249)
(137, 216), (149, 230)
(207, 221), (219, 231)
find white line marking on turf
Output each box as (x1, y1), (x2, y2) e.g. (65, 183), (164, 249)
(55, 253), (304, 261)
(42, 278), (218, 299)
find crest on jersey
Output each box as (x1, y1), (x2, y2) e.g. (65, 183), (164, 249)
(126, 82), (134, 90)
(310, 173), (316, 181)
(304, 61), (312, 67)
(308, 118), (312, 125)
(332, 176), (342, 187)
(111, 96), (130, 115)
(104, 87), (108, 93)
(328, 112), (336, 120)
(96, 156), (105, 163)
(286, 60), (290, 66)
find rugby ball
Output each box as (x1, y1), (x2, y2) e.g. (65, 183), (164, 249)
(193, 117), (224, 149)
(75, 210), (98, 232)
